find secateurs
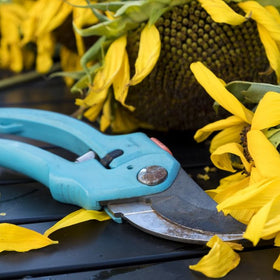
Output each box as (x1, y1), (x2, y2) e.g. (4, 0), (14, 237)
(0, 108), (245, 243)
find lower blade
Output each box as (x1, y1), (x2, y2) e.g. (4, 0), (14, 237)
(107, 201), (244, 244)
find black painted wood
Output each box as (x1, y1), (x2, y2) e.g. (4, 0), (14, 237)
(0, 75), (279, 279)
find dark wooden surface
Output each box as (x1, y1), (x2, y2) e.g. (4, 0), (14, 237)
(0, 74), (279, 280)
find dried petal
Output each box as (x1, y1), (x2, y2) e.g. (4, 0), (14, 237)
(189, 235), (240, 278)
(0, 223), (57, 253)
(44, 209), (110, 237)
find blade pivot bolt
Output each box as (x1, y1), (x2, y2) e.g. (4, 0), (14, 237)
(137, 165), (168, 186)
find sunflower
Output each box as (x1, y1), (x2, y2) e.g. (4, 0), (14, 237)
(68, 0), (280, 132)
(190, 61), (280, 276)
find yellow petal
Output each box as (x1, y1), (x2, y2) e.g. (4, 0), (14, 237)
(36, 33), (55, 73)
(211, 143), (251, 173)
(247, 130), (280, 178)
(129, 24), (161, 86)
(36, 1), (68, 36)
(0, 223), (57, 253)
(256, 24), (280, 83)
(189, 235), (240, 278)
(92, 35), (127, 92)
(238, 1), (280, 42)
(210, 123), (245, 153)
(190, 62), (253, 123)
(44, 209), (110, 237)
(194, 115), (245, 143)
(217, 178), (280, 212)
(252, 92), (280, 130)
(46, 2), (73, 32)
(244, 194), (280, 245)
(265, 6), (280, 25)
(249, 167), (265, 184)
(10, 44), (23, 73)
(77, 87), (108, 107)
(100, 95), (112, 132)
(274, 232), (280, 246)
(273, 254), (280, 271)
(111, 106), (141, 133)
(113, 50), (135, 111)
(83, 103), (104, 122)
(198, 0), (246, 25)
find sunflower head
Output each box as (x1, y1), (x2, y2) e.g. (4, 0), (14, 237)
(67, 0), (280, 132)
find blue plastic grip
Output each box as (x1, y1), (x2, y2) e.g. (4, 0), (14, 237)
(0, 108), (180, 210)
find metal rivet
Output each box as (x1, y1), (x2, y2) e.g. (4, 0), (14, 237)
(137, 165), (168, 186)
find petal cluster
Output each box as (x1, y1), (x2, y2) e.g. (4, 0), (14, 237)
(191, 61), (280, 276)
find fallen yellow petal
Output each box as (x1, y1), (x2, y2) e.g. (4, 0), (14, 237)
(189, 235), (240, 278)
(206, 235), (243, 251)
(129, 24), (161, 86)
(198, 0), (246, 25)
(190, 62), (253, 124)
(273, 254), (280, 271)
(0, 223), (57, 253)
(44, 208), (111, 237)
(274, 232), (280, 246)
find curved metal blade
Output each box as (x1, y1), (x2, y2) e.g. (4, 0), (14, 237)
(107, 168), (245, 243)
(107, 201), (244, 244)
(148, 168), (246, 235)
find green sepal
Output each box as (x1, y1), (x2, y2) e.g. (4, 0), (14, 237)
(114, 1), (147, 18)
(49, 70), (85, 80)
(74, 18), (138, 38)
(148, 7), (169, 25)
(84, 0), (109, 23)
(80, 36), (106, 84)
(71, 64), (101, 94)
(63, 1), (126, 12)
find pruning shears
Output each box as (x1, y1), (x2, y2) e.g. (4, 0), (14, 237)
(0, 108), (245, 243)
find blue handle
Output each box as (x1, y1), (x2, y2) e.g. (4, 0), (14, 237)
(0, 108), (180, 209)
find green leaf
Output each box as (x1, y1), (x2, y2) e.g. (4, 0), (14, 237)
(226, 81), (280, 104)
(226, 81), (250, 104)
(266, 128), (280, 149)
